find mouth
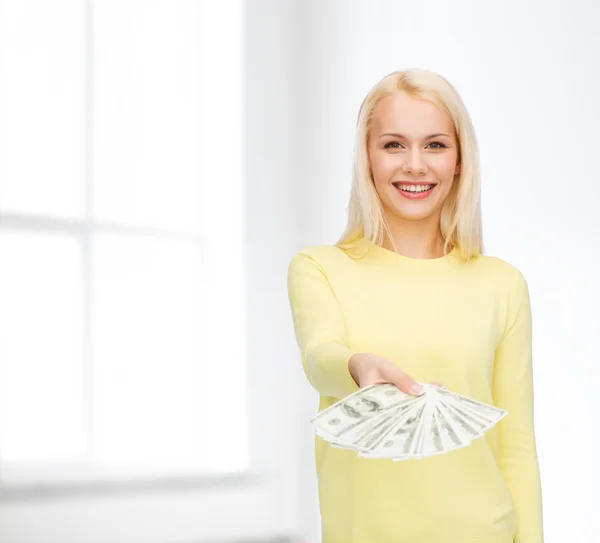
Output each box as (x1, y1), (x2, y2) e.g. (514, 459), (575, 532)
(392, 182), (437, 199)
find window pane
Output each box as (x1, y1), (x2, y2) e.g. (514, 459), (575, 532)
(92, 232), (248, 474)
(0, 0), (85, 219)
(0, 0), (248, 485)
(92, 0), (201, 232)
(0, 231), (85, 462)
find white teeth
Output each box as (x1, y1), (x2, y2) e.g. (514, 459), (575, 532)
(395, 183), (434, 192)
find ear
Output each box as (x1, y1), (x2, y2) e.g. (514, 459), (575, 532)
(455, 159), (461, 176)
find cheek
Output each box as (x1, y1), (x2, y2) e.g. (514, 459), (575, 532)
(437, 154), (459, 176)
(424, 159), (458, 187)
(369, 153), (395, 181)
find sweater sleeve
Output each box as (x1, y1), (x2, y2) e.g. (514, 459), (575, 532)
(492, 267), (544, 543)
(287, 250), (360, 400)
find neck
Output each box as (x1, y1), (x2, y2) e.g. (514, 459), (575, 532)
(381, 219), (450, 259)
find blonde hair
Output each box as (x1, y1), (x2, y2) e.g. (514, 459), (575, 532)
(335, 68), (483, 262)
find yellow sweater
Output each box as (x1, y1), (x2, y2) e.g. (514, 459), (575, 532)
(287, 237), (544, 543)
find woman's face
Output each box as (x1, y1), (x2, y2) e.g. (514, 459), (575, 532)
(367, 92), (461, 223)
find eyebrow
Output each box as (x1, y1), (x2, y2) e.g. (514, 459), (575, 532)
(379, 133), (451, 139)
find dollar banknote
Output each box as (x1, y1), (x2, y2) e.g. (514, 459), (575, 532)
(310, 383), (508, 461)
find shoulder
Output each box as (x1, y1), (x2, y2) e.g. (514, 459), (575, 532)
(287, 245), (350, 298)
(475, 253), (529, 294)
(288, 244), (349, 271)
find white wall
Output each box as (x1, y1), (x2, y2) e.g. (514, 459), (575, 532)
(0, 0), (307, 542)
(290, 1), (600, 542)
(0, 1), (597, 542)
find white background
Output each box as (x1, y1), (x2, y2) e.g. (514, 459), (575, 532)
(0, 1), (598, 542)
(289, 1), (599, 542)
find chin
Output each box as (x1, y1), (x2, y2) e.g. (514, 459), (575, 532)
(389, 202), (440, 221)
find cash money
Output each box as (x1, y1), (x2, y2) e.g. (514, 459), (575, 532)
(310, 383), (508, 461)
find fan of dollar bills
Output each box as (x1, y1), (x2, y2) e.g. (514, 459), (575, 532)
(310, 383), (508, 461)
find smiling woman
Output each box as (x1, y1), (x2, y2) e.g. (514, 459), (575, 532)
(366, 90), (462, 257)
(287, 68), (544, 543)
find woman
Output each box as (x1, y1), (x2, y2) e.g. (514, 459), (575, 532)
(287, 69), (544, 542)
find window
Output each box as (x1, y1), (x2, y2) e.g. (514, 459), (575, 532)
(0, 0), (247, 488)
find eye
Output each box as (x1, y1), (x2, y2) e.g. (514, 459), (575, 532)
(383, 141), (447, 149)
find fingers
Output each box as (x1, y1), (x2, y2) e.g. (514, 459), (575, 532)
(377, 358), (444, 396)
(385, 365), (425, 396)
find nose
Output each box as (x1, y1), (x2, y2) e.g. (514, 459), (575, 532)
(402, 148), (427, 175)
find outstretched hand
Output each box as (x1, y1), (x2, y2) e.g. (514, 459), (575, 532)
(349, 353), (445, 396)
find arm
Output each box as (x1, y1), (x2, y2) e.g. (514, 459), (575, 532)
(492, 268), (544, 543)
(287, 250), (360, 399)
